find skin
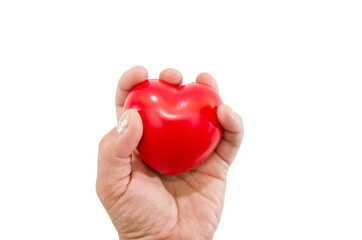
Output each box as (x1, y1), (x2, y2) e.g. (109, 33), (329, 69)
(96, 66), (244, 240)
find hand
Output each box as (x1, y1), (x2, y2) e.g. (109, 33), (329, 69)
(96, 66), (244, 240)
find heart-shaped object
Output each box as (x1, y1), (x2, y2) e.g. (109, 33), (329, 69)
(124, 79), (223, 176)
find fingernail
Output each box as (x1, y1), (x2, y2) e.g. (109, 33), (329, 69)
(116, 110), (130, 134)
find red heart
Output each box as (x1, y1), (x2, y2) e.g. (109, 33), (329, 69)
(124, 80), (223, 176)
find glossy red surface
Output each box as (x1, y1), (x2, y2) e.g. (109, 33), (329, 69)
(124, 80), (223, 176)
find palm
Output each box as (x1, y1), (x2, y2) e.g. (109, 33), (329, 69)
(108, 152), (229, 239)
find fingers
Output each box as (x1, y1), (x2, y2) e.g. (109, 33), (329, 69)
(116, 67), (184, 120)
(215, 104), (244, 166)
(116, 66), (148, 120)
(159, 68), (183, 86)
(116, 68), (216, 120)
(97, 109), (143, 196)
(196, 72), (219, 92)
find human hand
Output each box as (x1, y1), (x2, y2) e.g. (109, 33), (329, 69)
(96, 66), (244, 240)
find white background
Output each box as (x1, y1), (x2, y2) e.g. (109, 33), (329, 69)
(0, 0), (361, 239)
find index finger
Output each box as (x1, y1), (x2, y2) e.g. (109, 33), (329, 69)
(115, 66), (148, 120)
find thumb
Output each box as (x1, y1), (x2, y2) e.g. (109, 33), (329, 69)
(96, 109), (143, 201)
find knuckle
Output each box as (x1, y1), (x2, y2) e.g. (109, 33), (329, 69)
(98, 133), (113, 159)
(98, 133), (110, 151)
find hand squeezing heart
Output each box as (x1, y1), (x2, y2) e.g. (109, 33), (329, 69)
(124, 79), (223, 175)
